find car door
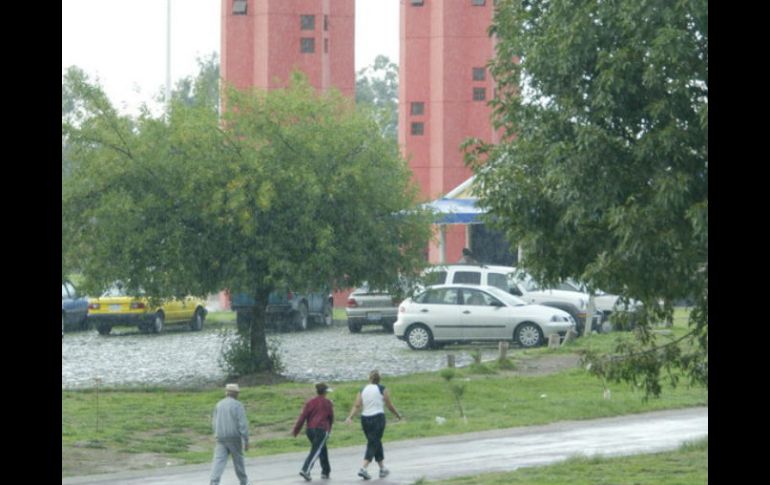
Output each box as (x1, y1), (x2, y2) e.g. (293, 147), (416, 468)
(412, 288), (463, 340)
(161, 297), (186, 322)
(62, 282), (86, 325)
(459, 288), (512, 341)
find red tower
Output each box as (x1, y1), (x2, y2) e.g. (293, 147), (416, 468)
(221, 0), (355, 97)
(399, 0), (498, 262)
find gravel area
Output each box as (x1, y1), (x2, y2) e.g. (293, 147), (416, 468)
(62, 321), (510, 390)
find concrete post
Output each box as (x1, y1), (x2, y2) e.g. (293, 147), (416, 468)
(498, 341), (509, 360)
(548, 334), (561, 349)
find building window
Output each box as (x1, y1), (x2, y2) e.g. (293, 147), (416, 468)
(233, 0), (247, 15)
(324, 38), (329, 53)
(301, 38), (315, 53)
(473, 67), (486, 81)
(324, 15), (329, 31)
(411, 0), (424, 6)
(411, 122), (424, 135)
(301, 15), (315, 30)
(473, 87), (486, 101)
(472, 0), (486, 5)
(411, 102), (424, 116)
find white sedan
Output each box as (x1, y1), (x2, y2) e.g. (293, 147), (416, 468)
(394, 284), (575, 350)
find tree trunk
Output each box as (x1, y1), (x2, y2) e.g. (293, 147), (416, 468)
(248, 288), (273, 372)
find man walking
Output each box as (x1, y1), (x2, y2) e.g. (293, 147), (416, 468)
(209, 383), (251, 485)
(292, 382), (335, 481)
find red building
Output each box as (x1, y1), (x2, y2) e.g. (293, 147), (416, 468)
(220, 0), (501, 296)
(221, 0), (355, 97)
(399, 0), (498, 263)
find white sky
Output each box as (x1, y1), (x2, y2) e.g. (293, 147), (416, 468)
(62, 0), (399, 115)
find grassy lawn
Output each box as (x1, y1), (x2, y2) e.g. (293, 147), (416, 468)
(421, 437), (708, 485)
(63, 365), (705, 474)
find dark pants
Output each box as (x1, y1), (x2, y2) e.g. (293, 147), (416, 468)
(361, 413), (386, 462)
(302, 428), (331, 475)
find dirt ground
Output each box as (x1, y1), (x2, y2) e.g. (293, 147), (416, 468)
(62, 352), (581, 478)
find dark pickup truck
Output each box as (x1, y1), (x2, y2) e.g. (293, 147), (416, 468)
(231, 289), (333, 332)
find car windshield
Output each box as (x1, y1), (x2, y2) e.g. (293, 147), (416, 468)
(508, 270), (549, 292)
(483, 286), (527, 306)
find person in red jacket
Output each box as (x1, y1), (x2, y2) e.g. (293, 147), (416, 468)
(292, 382), (335, 481)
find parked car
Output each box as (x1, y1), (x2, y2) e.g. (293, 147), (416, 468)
(421, 264), (599, 335)
(346, 284), (400, 333)
(62, 280), (89, 335)
(87, 284), (207, 335)
(556, 279), (640, 332)
(231, 288), (333, 332)
(394, 284), (575, 350)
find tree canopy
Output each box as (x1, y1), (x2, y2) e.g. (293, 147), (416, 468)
(62, 68), (431, 370)
(355, 55), (399, 141)
(467, 0), (707, 396)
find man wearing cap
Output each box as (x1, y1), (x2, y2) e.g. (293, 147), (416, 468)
(292, 383), (335, 481)
(209, 383), (251, 485)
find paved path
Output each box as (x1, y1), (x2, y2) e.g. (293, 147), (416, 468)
(62, 407), (707, 485)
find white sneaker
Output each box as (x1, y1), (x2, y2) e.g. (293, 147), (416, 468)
(358, 468), (371, 480)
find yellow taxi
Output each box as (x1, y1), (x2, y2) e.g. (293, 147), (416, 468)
(88, 284), (207, 335)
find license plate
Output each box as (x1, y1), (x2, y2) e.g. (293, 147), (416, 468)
(109, 304), (122, 312)
(367, 312), (381, 321)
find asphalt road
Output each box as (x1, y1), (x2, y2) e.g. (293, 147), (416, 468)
(62, 407), (707, 485)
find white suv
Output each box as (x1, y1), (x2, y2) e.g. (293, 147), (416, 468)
(423, 264), (598, 335)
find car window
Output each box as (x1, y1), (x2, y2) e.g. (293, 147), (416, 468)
(487, 273), (509, 291)
(452, 271), (481, 285)
(509, 271), (539, 292)
(417, 288), (460, 305)
(462, 289), (493, 306)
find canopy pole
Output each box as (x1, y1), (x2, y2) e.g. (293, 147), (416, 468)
(439, 225), (446, 263)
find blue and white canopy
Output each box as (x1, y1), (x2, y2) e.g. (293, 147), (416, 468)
(423, 176), (486, 225)
(424, 197), (485, 225)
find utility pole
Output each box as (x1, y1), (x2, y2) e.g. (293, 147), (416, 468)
(165, 0), (172, 109)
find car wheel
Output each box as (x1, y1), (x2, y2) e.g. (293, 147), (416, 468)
(294, 303), (308, 331)
(382, 322), (394, 333)
(348, 320), (362, 333)
(405, 324), (433, 350)
(79, 314), (90, 331)
(151, 312), (165, 333)
(515, 322), (543, 348)
(190, 308), (205, 331)
(322, 304), (333, 326)
(97, 323), (112, 335)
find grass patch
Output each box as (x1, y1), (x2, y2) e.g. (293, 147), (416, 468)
(63, 362), (706, 476)
(428, 437), (708, 484)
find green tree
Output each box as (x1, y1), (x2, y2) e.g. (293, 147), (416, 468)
(356, 55), (399, 140)
(170, 52), (220, 111)
(466, 0), (707, 397)
(62, 69), (432, 372)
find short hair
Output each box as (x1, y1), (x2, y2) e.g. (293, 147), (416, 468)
(316, 383), (329, 395)
(369, 370), (381, 384)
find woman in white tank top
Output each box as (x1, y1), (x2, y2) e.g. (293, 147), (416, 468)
(345, 370), (402, 480)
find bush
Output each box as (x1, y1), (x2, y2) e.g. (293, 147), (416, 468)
(218, 329), (285, 376)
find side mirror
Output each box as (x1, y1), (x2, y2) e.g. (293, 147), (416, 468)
(509, 286), (523, 297)
(491, 300), (504, 307)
